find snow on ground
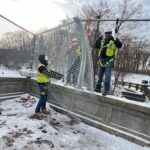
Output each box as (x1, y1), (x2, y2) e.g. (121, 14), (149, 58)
(111, 73), (150, 97)
(123, 74), (150, 84)
(0, 94), (149, 150)
(0, 67), (21, 78)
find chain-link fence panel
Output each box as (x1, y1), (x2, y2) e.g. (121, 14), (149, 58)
(0, 15), (34, 72)
(0, 15), (94, 115)
(32, 19), (94, 112)
(33, 20), (94, 90)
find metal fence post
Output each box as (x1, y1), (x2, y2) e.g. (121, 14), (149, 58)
(30, 35), (36, 70)
(86, 41), (94, 91)
(74, 17), (87, 89)
(74, 17), (94, 91)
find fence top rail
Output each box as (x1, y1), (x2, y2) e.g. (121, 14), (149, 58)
(0, 14), (34, 35)
(37, 21), (75, 36)
(81, 18), (150, 22)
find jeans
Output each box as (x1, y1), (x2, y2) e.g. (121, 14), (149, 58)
(35, 83), (48, 113)
(96, 58), (113, 94)
(66, 57), (80, 85)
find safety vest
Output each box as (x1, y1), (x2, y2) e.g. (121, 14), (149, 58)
(98, 40), (118, 57)
(76, 46), (81, 56)
(68, 43), (81, 57)
(37, 64), (50, 83)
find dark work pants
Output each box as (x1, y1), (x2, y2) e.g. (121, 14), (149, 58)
(35, 83), (48, 113)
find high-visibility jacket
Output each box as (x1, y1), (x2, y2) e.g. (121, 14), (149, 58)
(37, 64), (50, 83)
(68, 43), (81, 57)
(76, 46), (81, 56)
(98, 40), (118, 58)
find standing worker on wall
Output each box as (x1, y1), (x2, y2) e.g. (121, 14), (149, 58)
(94, 29), (122, 95)
(66, 37), (81, 86)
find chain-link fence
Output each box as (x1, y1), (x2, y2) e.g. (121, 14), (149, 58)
(0, 14), (150, 110)
(32, 18), (93, 90)
(0, 15), (94, 113)
(0, 15), (94, 90)
(0, 15), (34, 71)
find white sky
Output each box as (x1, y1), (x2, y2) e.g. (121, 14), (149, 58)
(0, 0), (150, 32)
(0, 0), (72, 31)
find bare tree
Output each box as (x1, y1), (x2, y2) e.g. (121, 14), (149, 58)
(0, 31), (32, 50)
(112, 0), (144, 93)
(0, 31), (33, 69)
(81, 0), (111, 85)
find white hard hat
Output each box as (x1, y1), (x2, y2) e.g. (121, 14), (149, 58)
(104, 27), (112, 34)
(45, 55), (48, 61)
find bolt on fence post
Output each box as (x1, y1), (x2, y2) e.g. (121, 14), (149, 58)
(30, 35), (36, 70)
(74, 17), (87, 89)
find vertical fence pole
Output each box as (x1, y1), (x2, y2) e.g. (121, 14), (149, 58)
(30, 35), (36, 70)
(86, 35), (94, 91)
(73, 17), (87, 89)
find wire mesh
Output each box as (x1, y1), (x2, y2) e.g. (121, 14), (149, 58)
(0, 15), (34, 71)
(0, 15), (94, 115)
(32, 20), (94, 112)
(33, 21), (93, 90)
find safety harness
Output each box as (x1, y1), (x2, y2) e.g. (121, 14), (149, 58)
(98, 40), (118, 67)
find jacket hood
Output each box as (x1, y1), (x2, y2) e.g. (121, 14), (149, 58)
(38, 54), (48, 66)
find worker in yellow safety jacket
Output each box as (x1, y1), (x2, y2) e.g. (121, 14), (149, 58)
(66, 37), (81, 86)
(95, 29), (122, 95)
(35, 54), (51, 117)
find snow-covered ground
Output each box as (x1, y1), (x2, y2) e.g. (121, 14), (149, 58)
(123, 74), (150, 84)
(111, 73), (150, 97)
(0, 94), (149, 150)
(0, 66), (21, 78)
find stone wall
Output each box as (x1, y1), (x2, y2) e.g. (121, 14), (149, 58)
(147, 87), (150, 100)
(1, 77), (150, 146)
(0, 77), (30, 94)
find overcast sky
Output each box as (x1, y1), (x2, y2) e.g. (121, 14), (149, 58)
(0, 0), (150, 31)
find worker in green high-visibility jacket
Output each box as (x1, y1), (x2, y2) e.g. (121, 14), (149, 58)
(66, 37), (81, 86)
(95, 29), (122, 95)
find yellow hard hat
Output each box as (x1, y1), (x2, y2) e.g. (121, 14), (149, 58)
(72, 37), (78, 42)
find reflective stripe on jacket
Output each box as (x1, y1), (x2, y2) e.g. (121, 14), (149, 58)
(76, 46), (81, 56)
(68, 43), (81, 57)
(98, 58), (114, 67)
(37, 64), (50, 83)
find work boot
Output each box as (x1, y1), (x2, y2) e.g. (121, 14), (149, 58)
(66, 81), (71, 86)
(34, 112), (45, 119)
(102, 92), (106, 96)
(41, 108), (50, 115)
(102, 91), (109, 96)
(95, 84), (101, 93)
